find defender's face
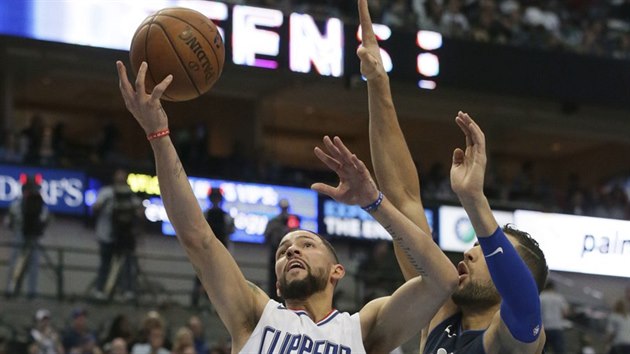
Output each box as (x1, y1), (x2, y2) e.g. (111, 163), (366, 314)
(452, 235), (520, 306)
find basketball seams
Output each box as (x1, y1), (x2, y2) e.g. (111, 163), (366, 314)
(145, 16), (175, 100)
(130, 8), (224, 101)
(155, 12), (223, 76)
(151, 21), (201, 97)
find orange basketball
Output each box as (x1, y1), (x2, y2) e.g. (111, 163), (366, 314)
(129, 7), (225, 102)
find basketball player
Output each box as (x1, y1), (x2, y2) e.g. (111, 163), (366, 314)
(116, 61), (458, 353)
(356, 0), (549, 352)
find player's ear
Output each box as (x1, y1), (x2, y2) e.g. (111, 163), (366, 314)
(330, 264), (345, 282)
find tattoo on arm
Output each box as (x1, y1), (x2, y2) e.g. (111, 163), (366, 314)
(174, 158), (184, 179)
(384, 225), (428, 276)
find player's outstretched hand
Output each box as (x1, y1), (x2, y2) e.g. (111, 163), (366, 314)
(312, 136), (380, 207)
(450, 111), (487, 202)
(356, 0), (386, 80)
(116, 60), (173, 135)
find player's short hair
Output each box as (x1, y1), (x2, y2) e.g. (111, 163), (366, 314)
(503, 224), (548, 293)
(307, 230), (339, 264)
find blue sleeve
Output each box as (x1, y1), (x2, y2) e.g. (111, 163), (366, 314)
(477, 227), (542, 342)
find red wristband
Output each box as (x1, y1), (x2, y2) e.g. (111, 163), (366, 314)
(147, 129), (170, 141)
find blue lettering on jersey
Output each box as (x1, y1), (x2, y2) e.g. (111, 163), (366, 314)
(258, 326), (351, 354)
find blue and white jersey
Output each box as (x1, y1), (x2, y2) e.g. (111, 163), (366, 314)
(240, 299), (366, 354)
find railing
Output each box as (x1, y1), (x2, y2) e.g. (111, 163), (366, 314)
(0, 241), (268, 305)
(0, 240), (393, 312)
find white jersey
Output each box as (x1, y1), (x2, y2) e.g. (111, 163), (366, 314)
(240, 299), (366, 354)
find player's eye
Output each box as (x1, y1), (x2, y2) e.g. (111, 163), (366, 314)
(304, 242), (313, 248)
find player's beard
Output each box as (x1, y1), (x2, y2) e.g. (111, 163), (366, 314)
(451, 278), (501, 309)
(279, 266), (328, 300)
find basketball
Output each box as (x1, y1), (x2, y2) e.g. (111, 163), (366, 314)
(129, 7), (225, 102)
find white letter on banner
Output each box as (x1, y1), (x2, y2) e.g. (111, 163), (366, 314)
(289, 13), (343, 77)
(232, 5), (283, 69)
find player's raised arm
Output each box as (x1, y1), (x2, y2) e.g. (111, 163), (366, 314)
(116, 61), (268, 351)
(311, 136), (457, 353)
(357, 0), (432, 282)
(450, 112), (545, 354)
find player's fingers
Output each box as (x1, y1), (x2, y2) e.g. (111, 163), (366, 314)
(332, 136), (355, 164)
(323, 136), (342, 159)
(311, 183), (338, 198)
(151, 75), (173, 101)
(116, 61), (134, 96)
(135, 61), (148, 94)
(358, 0), (377, 47)
(314, 147), (342, 173)
(452, 148), (464, 166)
(356, 46), (371, 61)
(455, 114), (473, 147)
(467, 118), (486, 156)
(350, 154), (368, 174)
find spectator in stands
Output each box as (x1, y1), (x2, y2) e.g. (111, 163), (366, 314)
(423, 162), (454, 201)
(593, 183), (629, 220)
(62, 307), (97, 354)
(92, 168), (143, 301)
(607, 299), (630, 354)
(29, 308), (64, 354)
(509, 160), (537, 202)
(51, 122), (68, 167)
(5, 175), (50, 298)
(70, 334), (102, 354)
(357, 240), (404, 305)
(21, 114), (44, 165)
(134, 311), (171, 354)
(102, 315), (134, 352)
(623, 285), (630, 310)
(382, 0), (415, 29)
(130, 319), (168, 354)
(579, 333), (596, 354)
(440, 0), (470, 37)
(415, 0), (444, 31)
(104, 338), (128, 354)
(94, 122), (119, 164)
(192, 188), (234, 307)
(0, 130), (24, 163)
(540, 280), (569, 354)
(187, 316), (208, 354)
(171, 327), (195, 354)
(263, 198), (300, 299)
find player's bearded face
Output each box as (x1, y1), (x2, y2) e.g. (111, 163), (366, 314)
(451, 278), (501, 308)
(278, 264), (328, 300)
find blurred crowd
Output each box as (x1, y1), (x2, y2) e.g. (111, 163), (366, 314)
(1, 114), (629, 222)
(247, 0), (630, 59)
(422, 160), (630, 220)
(0, 307), (229, 354)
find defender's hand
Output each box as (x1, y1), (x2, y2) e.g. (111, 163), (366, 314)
(357, 0), (386, 80)
(450, 112), (487, 202)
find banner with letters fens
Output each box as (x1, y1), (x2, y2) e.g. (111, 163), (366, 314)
(0, 164), (87, 215)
